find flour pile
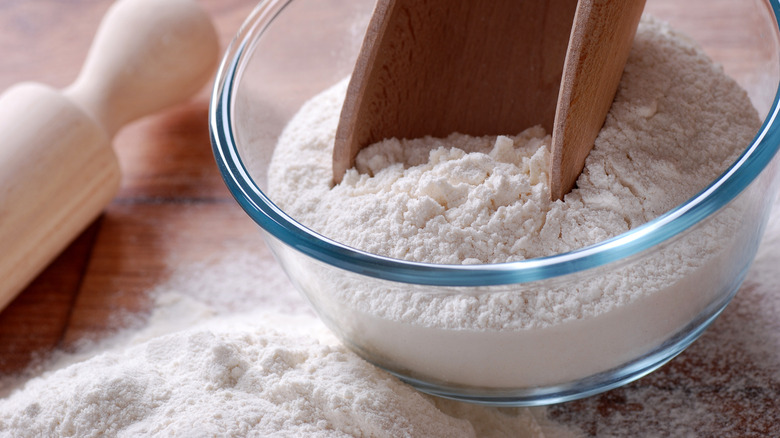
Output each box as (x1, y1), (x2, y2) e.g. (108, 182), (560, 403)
(2, 330), (476, 436)
(264, 16), (763, 389)
(0, 249), (575, 437)
(268, 18), (758, 264)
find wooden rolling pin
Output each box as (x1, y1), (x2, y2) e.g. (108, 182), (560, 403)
(0, 0), (218, 311)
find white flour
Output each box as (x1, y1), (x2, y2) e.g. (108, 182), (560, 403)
(268, 19), (758, 265)
(2, 200), (779, 436)
(0, 15), (771, 438)
(0, 248), (575, 438)
(266, 17), (762, 388)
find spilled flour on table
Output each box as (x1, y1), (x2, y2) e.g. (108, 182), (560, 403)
(0, 249), (575, 438)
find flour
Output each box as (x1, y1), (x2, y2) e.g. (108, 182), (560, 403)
(0, 14), (770, 438)
(268, 18), (758, 265)
(265, 16), (762, 388)
(1, 202), (778, 436)
(0, 248), (577, 438)
(1, 329), (468, 437)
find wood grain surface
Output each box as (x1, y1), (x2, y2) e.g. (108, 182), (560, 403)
(0, 1), (778, 436)
(332, 0), (578, 183)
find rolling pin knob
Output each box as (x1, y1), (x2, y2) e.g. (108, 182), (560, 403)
(64, 0), (219, 136)
(0, 0), (219, 311)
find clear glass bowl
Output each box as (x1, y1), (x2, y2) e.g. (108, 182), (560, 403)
(210, 0), (780, 405)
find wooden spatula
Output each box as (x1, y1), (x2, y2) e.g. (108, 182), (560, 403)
(333, 0), (645, 201)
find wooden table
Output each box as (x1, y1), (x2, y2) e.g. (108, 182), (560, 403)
(0, 1), (778, 436)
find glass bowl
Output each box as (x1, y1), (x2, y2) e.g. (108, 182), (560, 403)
(210, 0), (780, 406)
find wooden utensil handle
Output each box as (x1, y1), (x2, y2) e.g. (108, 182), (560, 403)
(65, 0), (219, 136)
(0, 0), (219, 312)
(550, 0), (646, 200)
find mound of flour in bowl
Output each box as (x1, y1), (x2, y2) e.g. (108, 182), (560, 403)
(268, 18), (758, 264)
(265, 17), (762, 389)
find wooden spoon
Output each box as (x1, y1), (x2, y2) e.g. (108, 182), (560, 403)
(333, 0), (645, 201)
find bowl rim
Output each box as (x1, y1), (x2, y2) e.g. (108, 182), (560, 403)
(210, 0), (780, 286)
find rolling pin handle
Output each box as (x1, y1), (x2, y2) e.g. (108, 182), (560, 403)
(64, 0), (219, 137)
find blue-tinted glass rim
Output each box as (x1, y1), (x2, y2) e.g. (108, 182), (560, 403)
(209, 0), (780, 287)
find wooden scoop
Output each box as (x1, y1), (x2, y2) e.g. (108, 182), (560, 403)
(333, 0), (645, 201)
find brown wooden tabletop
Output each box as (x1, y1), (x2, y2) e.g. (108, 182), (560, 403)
(0, 1), (778, 436)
